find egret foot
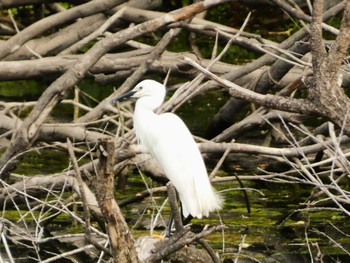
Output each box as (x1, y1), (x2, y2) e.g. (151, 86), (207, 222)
(182, 214), (193, 225)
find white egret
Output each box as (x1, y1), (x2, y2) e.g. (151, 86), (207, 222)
(113, 80), (222, 219)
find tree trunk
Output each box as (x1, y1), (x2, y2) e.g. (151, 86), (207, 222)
(95, 138), (139, 263)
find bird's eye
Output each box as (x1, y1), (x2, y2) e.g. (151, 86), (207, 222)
(139, 86), (143, 90)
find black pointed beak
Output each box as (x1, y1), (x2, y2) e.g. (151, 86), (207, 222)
(111, 90), (136, 105)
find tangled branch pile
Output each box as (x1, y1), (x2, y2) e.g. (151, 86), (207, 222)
(0, 0), (349, 262)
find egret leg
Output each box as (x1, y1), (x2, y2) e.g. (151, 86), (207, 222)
(166, 183), (183, 235)
(166, 204), (193, 237)
(165, 213), (174, 237)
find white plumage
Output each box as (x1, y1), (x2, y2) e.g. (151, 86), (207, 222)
(115, 80), (222, 218)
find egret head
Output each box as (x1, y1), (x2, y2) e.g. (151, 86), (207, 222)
(112, 80), (166, 109)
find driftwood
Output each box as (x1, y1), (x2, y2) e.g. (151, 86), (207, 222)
(95, 138), (139, 263)
(1, 0), (350, 262)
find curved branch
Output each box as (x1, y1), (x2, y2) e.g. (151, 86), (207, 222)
(185, 56), (316, 115)
(0, 0), (125, 59)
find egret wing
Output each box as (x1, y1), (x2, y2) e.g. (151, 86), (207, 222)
(138, 112), (222, 218)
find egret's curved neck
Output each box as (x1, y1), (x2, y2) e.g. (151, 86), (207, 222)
(135, 94), (164, 112)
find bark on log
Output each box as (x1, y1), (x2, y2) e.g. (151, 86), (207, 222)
(4, 14), (107, 61)
(95, 137), (139, 263)
(0, 51), (237, 80)
(0, 0), (126, 59)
